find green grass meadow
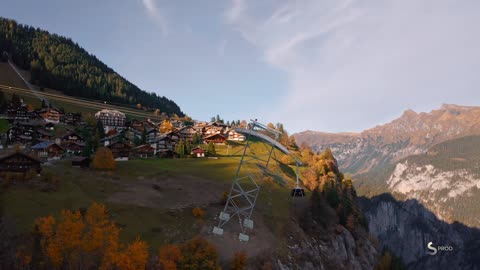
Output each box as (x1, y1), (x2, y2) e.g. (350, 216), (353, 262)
(2, 154), (304, 252)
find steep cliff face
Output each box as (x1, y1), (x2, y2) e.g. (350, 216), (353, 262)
(294, 104), (480, 174)
(387, 161), (480, 227)
(361, 194), (480, 270)
(293, 105), (480, 269)
(357, 135), (480, 228)
(277, 220), (378, 270)
(273, 149), (380, 270)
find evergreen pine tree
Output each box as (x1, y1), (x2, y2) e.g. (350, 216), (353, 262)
(96, 120), (105, 139)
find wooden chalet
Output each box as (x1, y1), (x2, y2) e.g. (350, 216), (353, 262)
(152, 135), (175, 152)
(36, 129), (53, 141)
(59, 131), (84, 145)
(7, 104), (37, 122)
(177, 126), (196, 142)
(64, 142), (85, 155)
(203, 133), (227, 144)
(7, 126), (35, 146)
(144, 119), (159, 130)
(31, 141), (64, 160)
(124, 128), (142, 143)
(37, 108), (61, 124)
(61, 112), (82, 126)
(107, 141), (131, 160)
(157, 149), (177, 159)
(131, 144), (155, 158)
(145, 128), (161, 144)
(0, 152), (42, 177)
(127, 119), (145, 132)
(71, 156), (91, 168)
(191, 147), (206, 158)
(203, 122), (228, 136)
(192, 123), (207, 134)
(101, 133), (122, 147)
(226, 129), (246, 141)
(163, 131), (180, 142)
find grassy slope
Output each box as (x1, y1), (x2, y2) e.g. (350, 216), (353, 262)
(2, 148), (299, 252)
(0, 62), (28, 88)
(0, 62), (42, 108)
(0, 62), (155, 119)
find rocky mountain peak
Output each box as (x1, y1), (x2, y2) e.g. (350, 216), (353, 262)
(294, 104), (480, 174)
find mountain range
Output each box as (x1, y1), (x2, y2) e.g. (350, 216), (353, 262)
(295, 104), (480, 175)
(295, 103), (480, 269)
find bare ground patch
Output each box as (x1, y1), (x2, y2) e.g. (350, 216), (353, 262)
(108, 174), (228, 209)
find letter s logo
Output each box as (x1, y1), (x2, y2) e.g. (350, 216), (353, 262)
(427, 242), (437, 256)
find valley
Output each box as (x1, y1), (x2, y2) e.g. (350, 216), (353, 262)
(295, 105), (480, 269)
(1, 10), (479, 270)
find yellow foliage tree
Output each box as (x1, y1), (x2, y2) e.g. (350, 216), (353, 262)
(231, 252), (247, 270)
(177, 237), (219, 270)
(159, 120), (174, 133)
(159, 244), (183, 270)
(93, 147), (116, 170)
(158, 237), (219, 270)
(33, 203), (148, 270)
(192, 207), (205, 219)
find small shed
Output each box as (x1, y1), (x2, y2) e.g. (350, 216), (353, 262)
(191, 147), (206, 158)
(71, 156), (91, 168)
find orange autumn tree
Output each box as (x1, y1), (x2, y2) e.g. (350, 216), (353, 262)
(92, 147), (116, 170)
(192, 207), (205, 219)
(231, 252), (247, 270)
(158, 236), (220, 270)
(33, 203), (148, 270)
(158, 244), (183, 270)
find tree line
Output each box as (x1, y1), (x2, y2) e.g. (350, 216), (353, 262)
(0, 17), (184, 117)
(9, 203), (252, 270)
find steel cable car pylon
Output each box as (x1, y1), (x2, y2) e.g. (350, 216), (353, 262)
(212, 120), (305, 242)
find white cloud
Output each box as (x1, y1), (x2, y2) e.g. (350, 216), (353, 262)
(142, 0), (168, 36)
(225, 0), (480, 132)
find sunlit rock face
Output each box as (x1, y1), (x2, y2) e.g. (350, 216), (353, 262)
(295, 104), (480, 174)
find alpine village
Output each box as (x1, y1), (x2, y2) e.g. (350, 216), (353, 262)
(2, 13), (478, 270)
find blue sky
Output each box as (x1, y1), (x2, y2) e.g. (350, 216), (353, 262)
(2, 0), (480, 133)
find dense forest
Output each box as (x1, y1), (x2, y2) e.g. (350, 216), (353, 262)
(0, 17), (184, 116)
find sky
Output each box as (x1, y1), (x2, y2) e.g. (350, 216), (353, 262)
(2, 0), (480, 133)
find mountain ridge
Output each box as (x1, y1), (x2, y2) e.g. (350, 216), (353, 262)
(294, 103), (480, 174)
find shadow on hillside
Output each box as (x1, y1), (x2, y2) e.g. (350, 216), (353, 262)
(358, 193), (480, 270)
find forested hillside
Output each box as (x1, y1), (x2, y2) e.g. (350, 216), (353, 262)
(0, 17), (184, 116)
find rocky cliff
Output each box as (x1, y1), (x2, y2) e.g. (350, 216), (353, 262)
(360, 194), (480, 270)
